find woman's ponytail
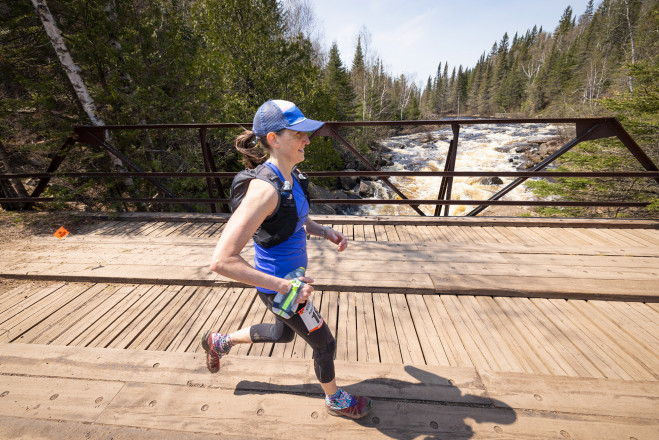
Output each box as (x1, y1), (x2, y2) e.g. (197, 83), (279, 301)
(234, 130), (268, 169)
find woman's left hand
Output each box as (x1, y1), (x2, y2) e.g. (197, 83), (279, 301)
(325, 227), (347, 252)
(295, 276), (315, 303)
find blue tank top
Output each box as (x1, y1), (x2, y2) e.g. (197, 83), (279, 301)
(254, 162), (309, 294)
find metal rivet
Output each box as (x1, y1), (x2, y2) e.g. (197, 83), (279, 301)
(372, 417), (380, 425)
(257, 408), (264, 416)
(149, 400), (157, 407)
(430, 421), (438, 429)
(201, 404), (209, 411)
(560, 430), (570, 438)
(534, 394), (543, 401)
(50, 394), (59, 401)
(494, 426), (503, 433)
(95, 397), (103, 404)
(311, 411), (318, 419)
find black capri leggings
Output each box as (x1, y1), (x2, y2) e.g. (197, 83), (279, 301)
(249, 291), (336, 384)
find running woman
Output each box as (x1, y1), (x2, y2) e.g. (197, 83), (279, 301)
(203, 99), (372, 419)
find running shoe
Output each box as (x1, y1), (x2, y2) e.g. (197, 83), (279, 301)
(200, 331), (231, 373)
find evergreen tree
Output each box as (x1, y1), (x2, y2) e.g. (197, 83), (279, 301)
(324, 42), (356, 121)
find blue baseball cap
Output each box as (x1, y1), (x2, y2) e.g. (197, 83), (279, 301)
(252, 100), (325, 138)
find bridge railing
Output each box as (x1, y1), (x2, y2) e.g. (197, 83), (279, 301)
(1, 117), (658, 217)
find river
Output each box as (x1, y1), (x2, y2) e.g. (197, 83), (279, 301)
(355, 122), (560, 216)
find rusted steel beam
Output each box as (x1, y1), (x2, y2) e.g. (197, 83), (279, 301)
(77, 117), (616, 130)
(5, 171), (659, 179)
(23, 135), (77, 210)
(467, 122), (603, 216)
(199, 129), (229, 212)
(317, 124), (426, 216)
(4, 197), (649, 208)
(80, 130), (196, 213)
(607, 118), (659, 185)
(435, 123), (460, 216)
(199, 128), (217, 213)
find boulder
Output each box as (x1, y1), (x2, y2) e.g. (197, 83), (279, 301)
(480, 176), (504, 186)
(339, 169), (360, 191)
(359, 180), (376, 197)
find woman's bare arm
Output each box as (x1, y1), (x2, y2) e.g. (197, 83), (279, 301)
(209, 179), (293, 294)
(305, 218), (348, 252)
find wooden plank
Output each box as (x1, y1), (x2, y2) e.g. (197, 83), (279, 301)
(422, 295), (473, 367)
(590, 300), (659, 351)
(493, 297), (571, 376)
(558, 227), (595, 247)
(383, 224), (399, 242)
(353, 224), (365, 241)
(130, 285), (197, 350)
(0, 283), (43, 315)
(345, 292), (358, 362)
(530, 299), (633, 380)
(335, 292), (349, 361)
(84, 284), (164, 348)
(107, 285), (181, 349)
(560, 299), (656, 380)
(628, 228), (659, 246)
(440, 295), (492, 371)
(0, 375), (123, 423)
(0, 415), (232, 440)
(1, 283), (90, 343)
(571, 300), (659, 376)
(481, 370), (659, 419)
(149, 286), (212, 352)
(491, 226), (519, 244)
(455, 226), (481, 244)
(57, 284), (140, 347)
(608, 228), (652, 247)
(363, 224), (376, 241)
(458, 296), (522, 372)
(475, 296), (548, 375)
(356, 292), (379, 363)
(430, 273), (659, 300)
(373, 224), (388, 241)
(18, 283), (111, 344)
(389, 293), (425, 365)
(405, 294), (448, 366)
(526, 298), (608, 378)
(0, 283), (66, 326)
(191, 287), (245, 354)
(451, 295), (513, 371)
(371, 293), (402, 364)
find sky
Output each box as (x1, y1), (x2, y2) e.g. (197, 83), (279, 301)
(307, 0), (594, 86)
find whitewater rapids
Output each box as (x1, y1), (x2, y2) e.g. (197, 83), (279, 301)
(356, 122), (560, 216)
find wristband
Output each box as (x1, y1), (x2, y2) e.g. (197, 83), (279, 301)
(321, 226), (327, 239)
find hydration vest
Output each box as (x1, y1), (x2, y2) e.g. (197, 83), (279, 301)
(230, 163), (310, 249)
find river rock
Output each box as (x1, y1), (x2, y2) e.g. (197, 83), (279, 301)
(339, 169), (359, 191)
(359, 180), (376, 197)
(480, 176), (504, 185)
(307, 182), (336, 215)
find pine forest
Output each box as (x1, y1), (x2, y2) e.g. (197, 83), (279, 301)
(1, 0), (657, 217)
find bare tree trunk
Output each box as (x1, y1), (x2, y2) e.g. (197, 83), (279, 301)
(623, 0), (636, 93)
(31, 0), (130, 183)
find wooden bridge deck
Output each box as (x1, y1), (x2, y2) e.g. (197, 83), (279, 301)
(0, 213), (658, 439)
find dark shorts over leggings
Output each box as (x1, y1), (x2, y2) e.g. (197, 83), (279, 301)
(250, 291), (336, 383)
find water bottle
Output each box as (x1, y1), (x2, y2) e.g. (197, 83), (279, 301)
(272, 267), (306, 319)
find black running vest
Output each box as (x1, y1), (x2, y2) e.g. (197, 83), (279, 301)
(230, 163), (310, 249)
